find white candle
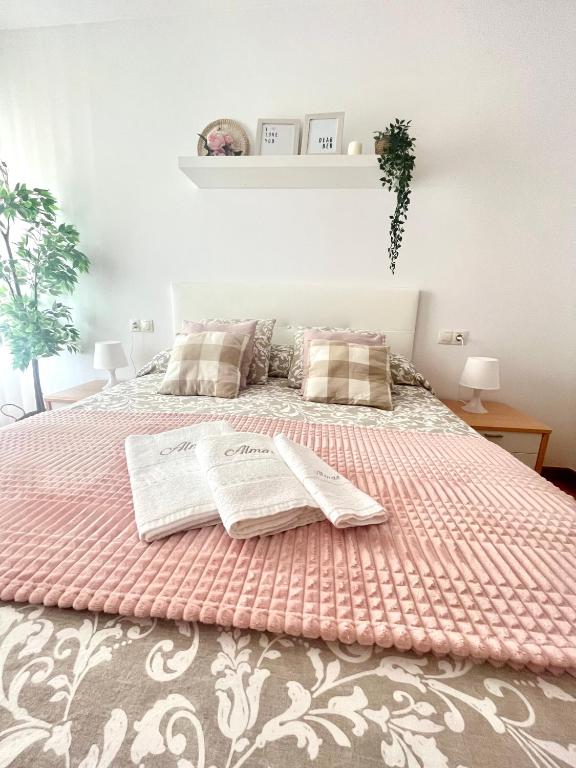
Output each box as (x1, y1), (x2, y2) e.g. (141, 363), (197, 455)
(347, 141), (362, 155)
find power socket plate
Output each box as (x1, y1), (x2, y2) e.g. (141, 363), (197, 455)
(437, 329), (469, 345)
(128, 319), (154, 333)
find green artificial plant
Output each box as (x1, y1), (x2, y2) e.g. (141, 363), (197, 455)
(374, 119), (416, 274)
(0, 161), (89, 414)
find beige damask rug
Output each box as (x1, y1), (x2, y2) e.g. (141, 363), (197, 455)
(1, 601), (575, 767)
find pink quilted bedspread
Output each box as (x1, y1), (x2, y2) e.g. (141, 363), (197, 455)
(1, 409), (575, 674)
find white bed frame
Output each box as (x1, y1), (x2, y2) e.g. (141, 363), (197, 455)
(171, 282), (419, 359)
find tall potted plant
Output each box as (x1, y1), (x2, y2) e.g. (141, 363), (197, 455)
(374, 119), (416, 274)
(0, 161), (89, 415)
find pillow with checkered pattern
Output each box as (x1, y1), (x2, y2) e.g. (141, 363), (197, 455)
(182, 319), (257, 389)
(302, 340), (392, 410)
(287, 326), (385, 388)
(158, 331), (249, 398)
(197, 318), (276, 385)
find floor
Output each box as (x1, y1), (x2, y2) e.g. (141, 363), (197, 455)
(542, 467), (576, 499)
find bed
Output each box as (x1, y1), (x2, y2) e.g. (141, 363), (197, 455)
(0, 283), (575, 768)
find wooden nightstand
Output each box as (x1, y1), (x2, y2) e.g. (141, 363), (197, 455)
(44, 379), (106, 410)
(441, 400), (551, 473)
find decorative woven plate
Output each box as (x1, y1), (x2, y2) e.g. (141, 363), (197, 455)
(197, 119), (250, 156)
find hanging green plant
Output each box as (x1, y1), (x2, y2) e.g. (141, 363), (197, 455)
(374, 119), (416, 274)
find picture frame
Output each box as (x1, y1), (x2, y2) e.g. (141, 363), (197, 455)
(302, 112), (345, 155)
(255, 119), (300, 155)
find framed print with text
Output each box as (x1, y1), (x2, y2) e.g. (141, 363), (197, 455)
(256, 119), (300, 155)
(302, 112), (344, 154)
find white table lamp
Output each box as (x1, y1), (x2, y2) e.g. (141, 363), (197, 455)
(94, 341), (128, 387)
(459, 356), (500, 413)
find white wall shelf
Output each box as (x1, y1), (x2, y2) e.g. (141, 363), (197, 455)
(178, 155), (383, 189)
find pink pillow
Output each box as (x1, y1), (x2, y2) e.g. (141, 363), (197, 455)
(301, 329), (386, 381)
(182, 319), (257, 389)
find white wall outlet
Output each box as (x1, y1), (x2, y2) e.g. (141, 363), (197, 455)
(437, 329), (469, 345)
(140, 319), (155, 332)
(129, 319), (141, 332)
(437, 329), (454, 344)
(453, 330), (469, 345)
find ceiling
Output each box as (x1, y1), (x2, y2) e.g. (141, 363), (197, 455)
(0, 0), (345, 31)
(0, 0), (206, 30)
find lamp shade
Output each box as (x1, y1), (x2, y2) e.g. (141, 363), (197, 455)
(93, 341), (128, 370)
(459, 357), (500, 391)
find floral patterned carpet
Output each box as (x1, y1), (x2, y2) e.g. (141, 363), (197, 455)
(1, 601), (575, 767)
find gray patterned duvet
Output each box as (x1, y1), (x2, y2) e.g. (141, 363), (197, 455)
(2, 376), (575, 768)
(75, 374), (474, 435)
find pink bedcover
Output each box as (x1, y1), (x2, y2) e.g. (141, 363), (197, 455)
(0, 409), (575, 674)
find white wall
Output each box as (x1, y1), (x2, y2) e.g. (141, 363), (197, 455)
(0, 0), (575, 466)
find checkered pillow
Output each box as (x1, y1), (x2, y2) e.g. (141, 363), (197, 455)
(182, 319), (257, 389)
(158, 331), (249, 398)
(288, 326), (385, 388)
(302, 340), (392, 410)
(200, 318), (276, 384)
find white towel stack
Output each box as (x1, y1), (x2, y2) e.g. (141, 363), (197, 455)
(126, 424), (388, 542)
(274, 434), (388, 528)
(125, 421), (234, 542)
(195, 432), (324, 538)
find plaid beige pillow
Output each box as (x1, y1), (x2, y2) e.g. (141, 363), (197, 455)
(182, 319), (257, 389)
(288, 326), (385, 388)
(158, 331), (248, 398)
(302, 340), (392, 410)
(201, 318), (276, 385)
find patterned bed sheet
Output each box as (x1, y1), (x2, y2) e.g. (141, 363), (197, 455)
(2, 377), (575, 767)
(75, 374), (474, 435)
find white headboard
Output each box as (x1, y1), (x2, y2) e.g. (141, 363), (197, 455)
(171, 282), (419, 358)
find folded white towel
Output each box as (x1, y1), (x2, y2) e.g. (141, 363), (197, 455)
(125, 421), (234, 542)
(195, 432), (324, 539)
(274, 434), (388, 528)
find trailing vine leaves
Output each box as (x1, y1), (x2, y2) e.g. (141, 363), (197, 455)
(0, 161), (89, 411)
(375, 119), (416, 274)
